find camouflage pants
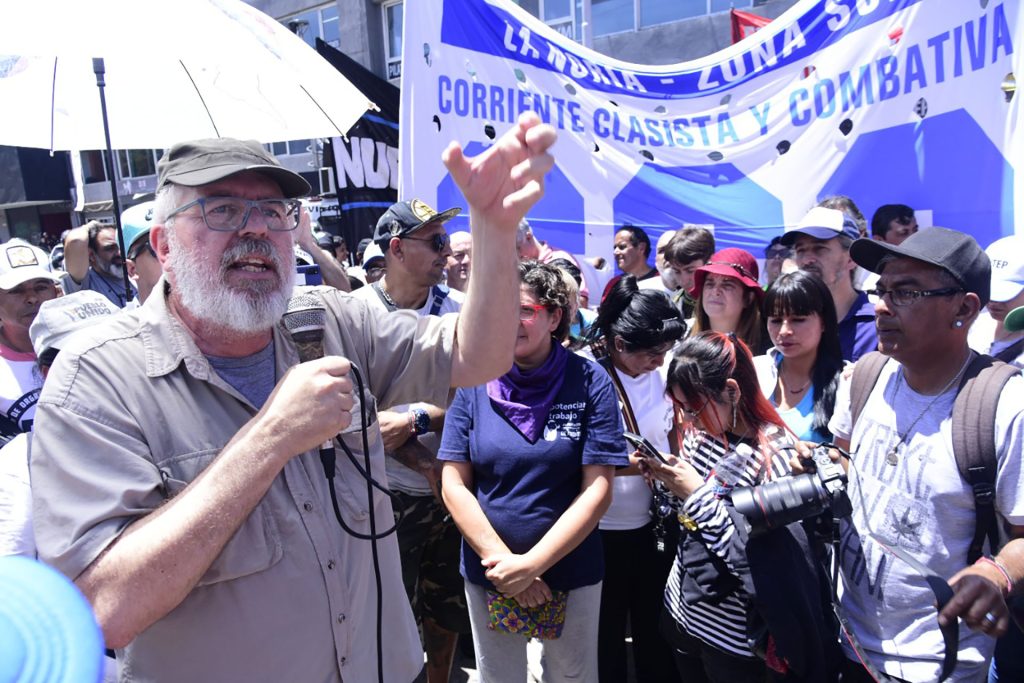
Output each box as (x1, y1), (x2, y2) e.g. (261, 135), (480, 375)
(393, 491), (470, 634)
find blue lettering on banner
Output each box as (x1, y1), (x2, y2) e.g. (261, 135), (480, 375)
(439, 0), (931, 99)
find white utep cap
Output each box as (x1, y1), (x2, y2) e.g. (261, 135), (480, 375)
(986, 235), (1024, 303)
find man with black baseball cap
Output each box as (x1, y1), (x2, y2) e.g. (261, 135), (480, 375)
(825, 227), (1024, 682)
(355, 197), (467, 683)
(30, 113), (558, 683)
(783, 206), (877, 361)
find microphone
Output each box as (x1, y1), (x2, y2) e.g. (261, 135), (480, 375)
(283, 291), (327, 363)
(283, 292), (336, 475)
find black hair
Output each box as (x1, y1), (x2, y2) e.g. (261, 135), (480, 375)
(520, 260), (572, 341)
(548, 258), (582, 287)
(664, 226), (715, 266)
(87, 222), (115, 253)
(763, 271), (844, 435)
(617, 224), (652, 258)
(589, 275), (686, 351)
(870, 204), (915, 239)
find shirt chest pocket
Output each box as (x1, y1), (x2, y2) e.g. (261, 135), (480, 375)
(159, 448), (284, 587)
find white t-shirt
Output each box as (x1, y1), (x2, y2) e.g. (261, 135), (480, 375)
(0, 433), (33, 557)
(596, 361), (674, 531)
(829, 358), (1024, 682)
(968, 310), (1024, 368)
(351, 284), (463, 495)
(0, 343), (43, 445)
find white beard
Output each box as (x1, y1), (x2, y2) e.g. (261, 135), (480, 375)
(166, 230), (294, 335)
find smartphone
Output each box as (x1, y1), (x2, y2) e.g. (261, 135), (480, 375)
(623, 431), (669, 464)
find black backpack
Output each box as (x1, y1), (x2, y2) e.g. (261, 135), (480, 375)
(850, 351), (1020, 563)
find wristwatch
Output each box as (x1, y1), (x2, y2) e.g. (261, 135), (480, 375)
(410, 407), (431, 436)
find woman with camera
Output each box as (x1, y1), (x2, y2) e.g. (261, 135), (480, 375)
(585, 275), (686, 683)
(439, 261), (627, 682)
(754, 271), (845, 444)
(687, 248), (768, 354)
(643, 331), (838, 682)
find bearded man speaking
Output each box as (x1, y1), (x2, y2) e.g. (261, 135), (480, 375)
(29, 113), (557, 683)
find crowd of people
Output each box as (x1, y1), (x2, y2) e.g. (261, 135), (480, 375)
(1, 112), (1023, 683)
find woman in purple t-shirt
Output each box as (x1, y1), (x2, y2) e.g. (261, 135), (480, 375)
(439, 261), (628, 683)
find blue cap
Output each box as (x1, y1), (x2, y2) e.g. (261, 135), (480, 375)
(120, 201), (156, 257)
(0, 555), (105, 683)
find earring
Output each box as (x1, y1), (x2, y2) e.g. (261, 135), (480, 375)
(731, 401), (737, 429)
(954, 320), (964, 328)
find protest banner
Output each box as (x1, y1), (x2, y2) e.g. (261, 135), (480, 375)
(399, 0), (1021, 260)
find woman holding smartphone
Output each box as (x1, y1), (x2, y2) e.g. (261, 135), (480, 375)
(643, 331), (837, 682)
(585, 275), (686, 683)
(439, 261), (627, 682)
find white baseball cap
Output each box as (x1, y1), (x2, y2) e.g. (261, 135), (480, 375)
(0, 239), (60, 291)
(781, 207), (860, 246)
(30, 290), (120, 358)
(986, 235), (1024, 303)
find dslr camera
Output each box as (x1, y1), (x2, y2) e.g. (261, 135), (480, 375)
(730, 443), (851, 535)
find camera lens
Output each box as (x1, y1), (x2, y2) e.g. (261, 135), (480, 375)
(731, 473), (830, 533)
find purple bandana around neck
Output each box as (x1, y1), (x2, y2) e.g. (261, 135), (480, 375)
(486, 342), (569, 443)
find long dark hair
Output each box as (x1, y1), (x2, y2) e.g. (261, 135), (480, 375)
(589, 275), (686, 351)
(763, 271), (843, 435)
(668, 332), (787, 463)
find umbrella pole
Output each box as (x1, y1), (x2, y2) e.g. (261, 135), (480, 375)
(92, 58), (133, 306)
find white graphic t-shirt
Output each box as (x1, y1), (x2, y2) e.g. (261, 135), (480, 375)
(0, 343), (43, 445)
(829, 358), (1024, 682)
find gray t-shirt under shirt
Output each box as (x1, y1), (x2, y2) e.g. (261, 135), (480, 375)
(207, 341), (276, 409)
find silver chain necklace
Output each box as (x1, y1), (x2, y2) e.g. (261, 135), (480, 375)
(885, 351), (974, 466)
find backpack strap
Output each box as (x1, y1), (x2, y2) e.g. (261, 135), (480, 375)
(849, 351), (889, 432)
(951, 354), (1020, 563)
(993, 337), (1024, 364)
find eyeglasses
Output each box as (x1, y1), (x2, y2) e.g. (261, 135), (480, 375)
(765, 248), (790, 260)
(127, 241), (156, 261)
(519, 304), (548, 322)
(166, 196), (301, 232)
(671, 393), (710, 419)
(708, 261), (756, 281)
(867, 286), (964, 307)
(401, 232), (450, 253)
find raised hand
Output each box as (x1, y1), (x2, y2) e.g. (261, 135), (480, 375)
(442, 112), (556, 234)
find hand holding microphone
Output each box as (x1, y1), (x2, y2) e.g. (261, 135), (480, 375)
(257, 292), (355, 459)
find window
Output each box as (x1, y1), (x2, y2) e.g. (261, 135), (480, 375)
(81, 150), (107, 184)
(513, 0), (577, 40)
(115, 150), (159, 179)
(281, 4), (340, 49)
(591, 0), (754, 36)
(384, 1), (403, 81)
(592, 0), (634, 36)
(639, 0), (705, 27)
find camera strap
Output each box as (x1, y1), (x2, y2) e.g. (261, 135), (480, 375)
(826, 530), (958, 682)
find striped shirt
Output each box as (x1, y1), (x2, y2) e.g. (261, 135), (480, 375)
(664, 425), (795, 657)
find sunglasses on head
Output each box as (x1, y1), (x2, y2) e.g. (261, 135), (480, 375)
(401, 232), (450, 252)
(708, 261), (756, 282)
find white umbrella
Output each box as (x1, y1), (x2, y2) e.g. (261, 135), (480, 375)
(0, 0), (373, 302)
(0, 0), (372, 150)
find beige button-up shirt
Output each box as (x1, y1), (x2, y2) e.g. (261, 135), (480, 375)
(31, 283), (456, 682)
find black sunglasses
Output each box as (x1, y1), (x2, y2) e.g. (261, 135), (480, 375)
(401, 232), (450, 252)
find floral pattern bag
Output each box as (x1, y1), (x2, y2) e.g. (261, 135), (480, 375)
(485, 589), (568, 640)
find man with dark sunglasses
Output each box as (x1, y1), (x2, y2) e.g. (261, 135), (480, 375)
(352, 198), (468, 683)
